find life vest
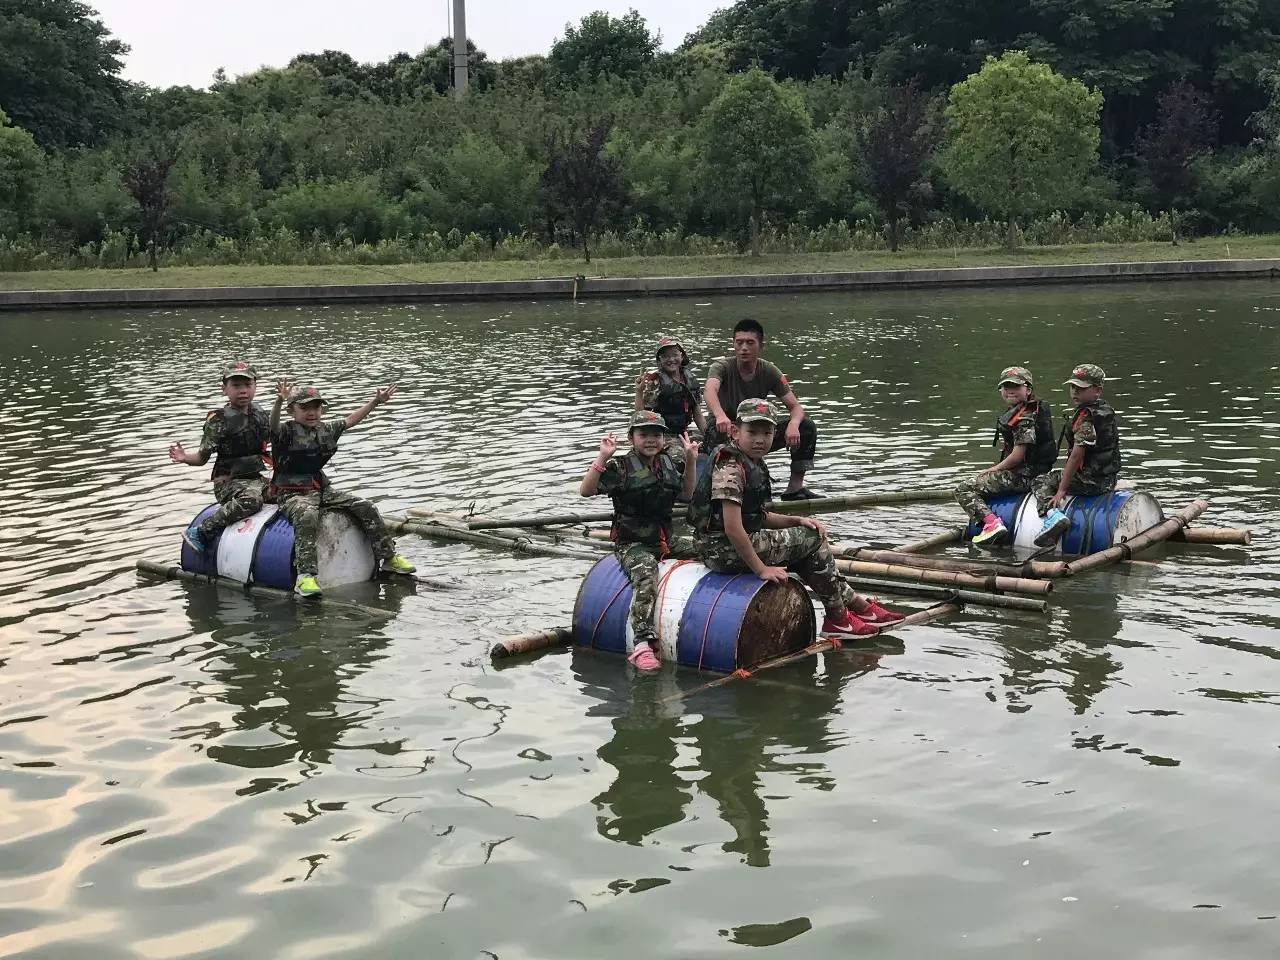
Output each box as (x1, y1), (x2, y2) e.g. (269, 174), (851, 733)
(1061, 401), (1121, 479)
(207, 405), (270, 481)
(608, 452), (683, 550)
(270, 421), (341, 492)
(648, 369), (699, 435)
(689, 444), (772, 537)
(992, 397), (1057, 474)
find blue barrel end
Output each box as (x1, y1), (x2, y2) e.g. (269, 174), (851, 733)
(251, 512), (297, 589)
(1058, 491), (1135, 555)
(179, 505), (222, 574)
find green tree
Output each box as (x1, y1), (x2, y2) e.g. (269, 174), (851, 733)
(699, 68), (816, 255)
(0, 0), (128, 147)
(541, 119), (625, 261)
(857, 81), (936, 251)
(123, 138), (179, 270)
(0, 107), (43, 234)
(1135, 81), (1217, 240)
(404, 133), (537, 245)
(549, 10), (659, 81)
(941, 52), (1102, 248)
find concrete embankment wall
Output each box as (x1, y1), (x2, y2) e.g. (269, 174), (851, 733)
(2, 258), (1277, 312)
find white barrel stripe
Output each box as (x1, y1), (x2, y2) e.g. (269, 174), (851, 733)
(216, 505), (278, 581)
(654, 559), (707, 662)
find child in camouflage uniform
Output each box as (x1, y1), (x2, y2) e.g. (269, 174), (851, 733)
(1032, 363), (1123, 546)
(269, 381), (415, 597)
(690, 398), (903, 639)
(169, 360), (271, 554)
(635, 335), (707, 467)
(580, 410), (699, 671)
(954, 365), (1057, 548)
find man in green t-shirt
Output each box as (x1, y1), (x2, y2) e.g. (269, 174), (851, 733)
(702, 318), (818, 499)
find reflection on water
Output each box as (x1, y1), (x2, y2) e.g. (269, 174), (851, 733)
(1, 282), (1279, 957)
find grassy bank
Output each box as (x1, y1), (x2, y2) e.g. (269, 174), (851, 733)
(2, 236), (1279, 291)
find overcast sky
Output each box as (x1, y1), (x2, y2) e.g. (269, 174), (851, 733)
(88, 1), (728, 89)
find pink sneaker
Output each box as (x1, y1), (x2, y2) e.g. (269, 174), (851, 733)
(973, 512), (1009, 547)
(861, 601), (905, 624)
(628, 644), (661, 671)
(821, 611), (877, 638)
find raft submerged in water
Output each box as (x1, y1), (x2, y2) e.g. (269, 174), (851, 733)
(965, 490), (1164, 555)
(180, 504), (376, 588)
(573, 555), (816, 673)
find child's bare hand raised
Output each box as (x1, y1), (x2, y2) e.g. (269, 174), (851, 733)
(679, 432), (699, 458)
(599, 433), (618, 458)
(275, 378), (293, 402)
(374, 384), (397, 405)
(168, 440), (189, 464)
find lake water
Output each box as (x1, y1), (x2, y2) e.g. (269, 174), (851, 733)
(1, 281), (1277, 958)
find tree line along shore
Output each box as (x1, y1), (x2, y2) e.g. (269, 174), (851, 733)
(3, 1), (1280, 277)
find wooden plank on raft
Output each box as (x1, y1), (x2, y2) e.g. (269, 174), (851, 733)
(843, 575), (1049, 613)
(134, 559), (395, 618)
(893, 527), (966, 553)
(406, 487), (957, 532)
(1063, 499), (1209, 575)
(385, 516), (601, 562)
(834, 558), (1053, 595)
(1172, 526), (1251, 546)
(837, 546), (1069, 580)
(490, 627), (573, 659)
(662, 600), (964, 703)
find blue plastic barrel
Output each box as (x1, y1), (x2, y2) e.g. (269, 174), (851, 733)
(179, 505), (376, 588)
(965, 490), (1164, 555)
(573, 555), (815, 673)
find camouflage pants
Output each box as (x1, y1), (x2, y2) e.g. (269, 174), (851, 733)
(954, 469), (1034, 523)
(699, 526), (855, 617)
(615, 537), (697, 647)
(276, 486), (397, 575)
(199, 477), (267, 538)
(1031, 471), (1116, 515)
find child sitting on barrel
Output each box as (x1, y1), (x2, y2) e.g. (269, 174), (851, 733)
(689, 398), (903, 638)
(635, 335), (707, 467)
(269, 381), (415, 597)
(580, 410), (699, 671)
(954, 365), (1057, 548)
(1032, 363), (1123, 546)
(169, 360), (271, 554)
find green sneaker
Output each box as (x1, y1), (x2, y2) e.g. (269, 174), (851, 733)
(382, 555), (416, 574)
(294, 574), (322, 597)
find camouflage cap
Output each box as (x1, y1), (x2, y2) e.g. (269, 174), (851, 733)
(997, 365), (1034, 388)
(287, 385), (327, 407)
(655, 335), (689, 364)
(1064, 363), (1106, 388)
(221, 360), (257, 382)
(736, 397), (779, 425)
(628, 409), (672, 433)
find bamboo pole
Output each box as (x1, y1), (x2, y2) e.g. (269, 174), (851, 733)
(135, 559), (395, 618)
(767, 487), (955, 516)
(834, 558), (1053, 595)
(407, 487), (958, 532)
(893, 527), (966, 553)
(1064, 499), (1209, 576)
(490, 627), (573, 659)
(406, 508), (610, 551)
(1172, 526), (1251, 546)
(838, 546), (1068, 580)
(842, 575), (1049, 613)
(385, 516), (601, 562)
(662, 601), (964, 703)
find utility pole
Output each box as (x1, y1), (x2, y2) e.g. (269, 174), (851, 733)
(452, 0), (469, 93)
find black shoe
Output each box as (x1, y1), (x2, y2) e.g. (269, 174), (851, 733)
(779, 487), (820, 501)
